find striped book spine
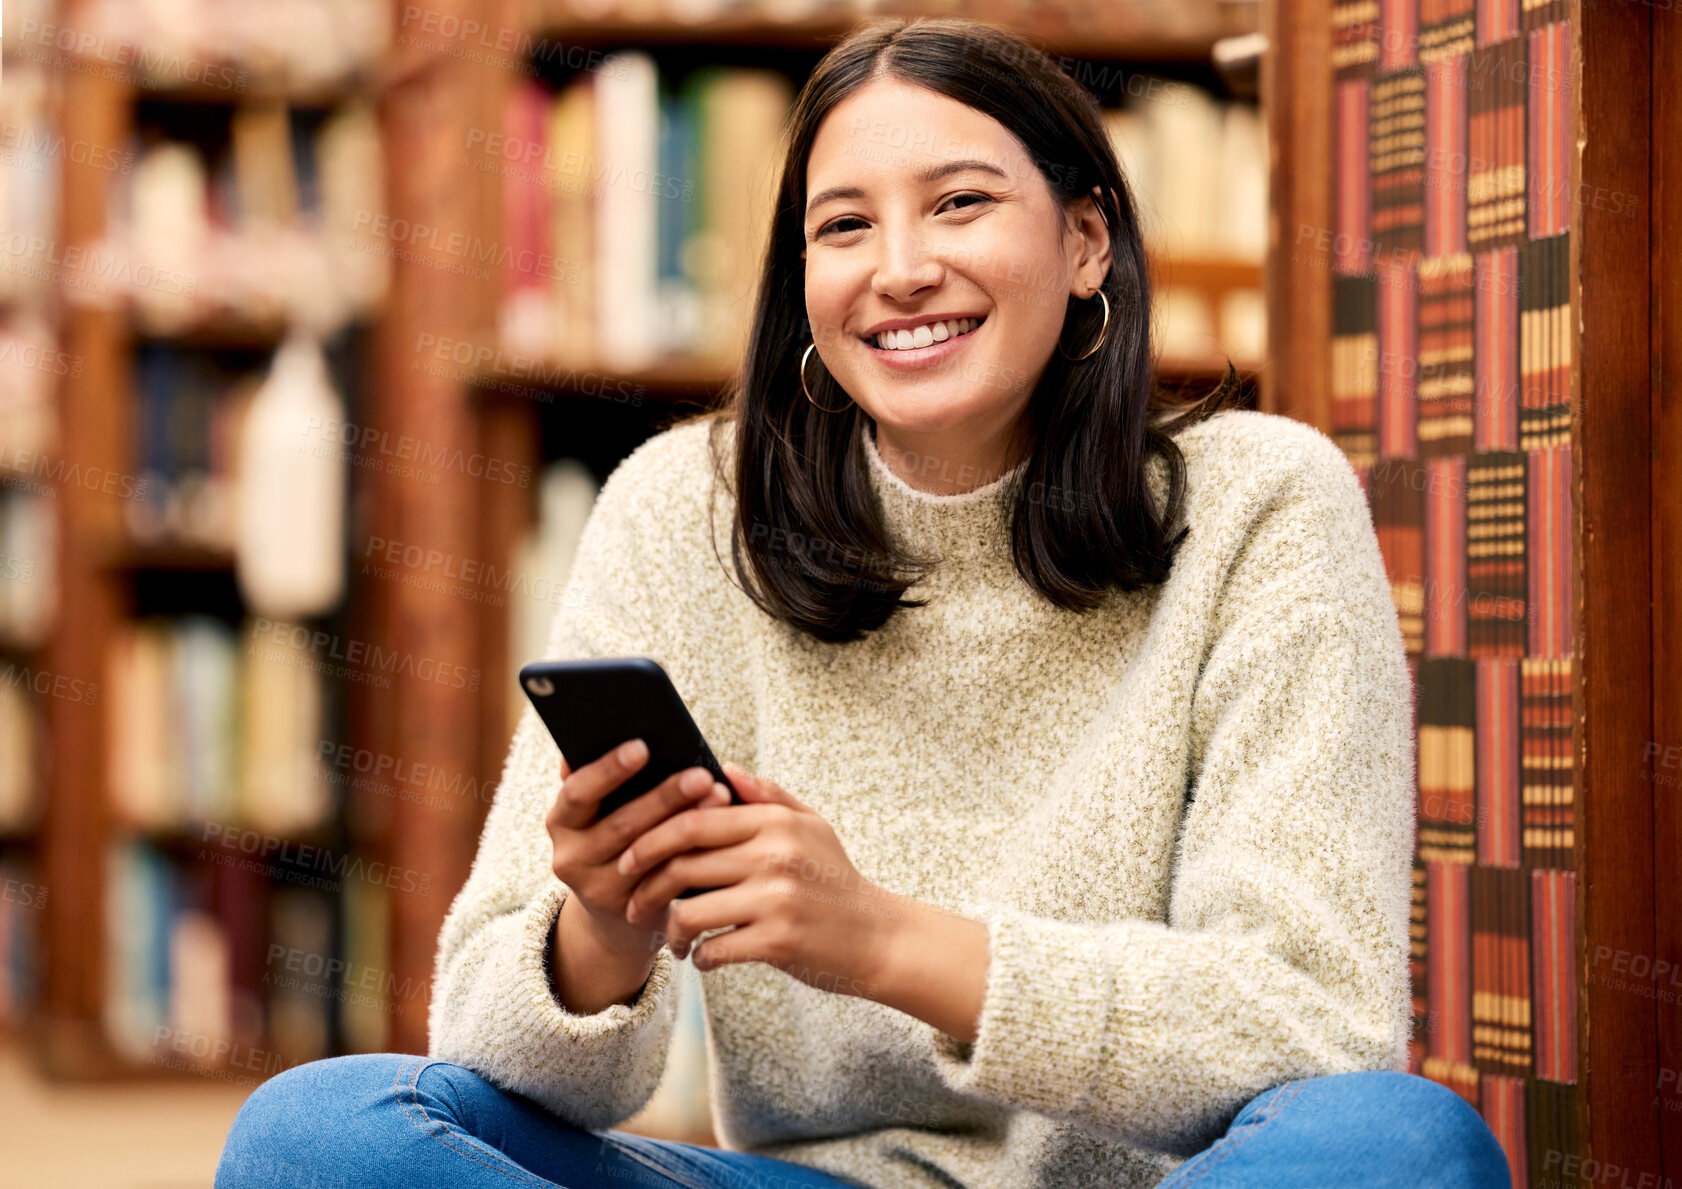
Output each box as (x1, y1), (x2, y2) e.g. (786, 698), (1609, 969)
(1475, 659), (1523, 866)
(1530, 869), (1576, 1083)
(1417, 255), (1474, 455)
(1378, 260), (1419, 458)
(1474, 246), (1521, 452)
(1466, 39), (1526, 250)
(1481, 1074), (1527, 1186)
(1419, 658), (1477, 863)
(1519, 657), (1572, 865)
(1466, 452), (1526, 657)
(1370, 69), (1426, 256)
(1336, 79), (1373, 275)
(1425, 456), (1469, 655)
(1371, 458), (1426, 652)
(1525, 445), (1571, 656)
(1420, 0), (1475, 60)
(1423, 54), (1468, 259)
(1472, 865), (1532, 1075)
(1380, 0), (1419, 70)
(1475, 0), (1519, 46)
(1333, 275), (1379, 467)
(1525, 23), (1571, 237)
(1410, 863), (1430, 1074)
(1519, 234), (1570, 450)
(1334, 0), (1381, 76)
(1425, 858), (1479, 1103)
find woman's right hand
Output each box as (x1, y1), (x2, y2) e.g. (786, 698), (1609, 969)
(546, 738), (734, 973)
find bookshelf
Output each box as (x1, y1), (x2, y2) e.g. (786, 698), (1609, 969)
(26, 0), (393, 1080)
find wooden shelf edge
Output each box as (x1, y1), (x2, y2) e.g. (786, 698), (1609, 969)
(525, 0), (1260, 61)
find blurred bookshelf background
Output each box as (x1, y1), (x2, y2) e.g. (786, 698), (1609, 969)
(0, 0), (1266, 1170)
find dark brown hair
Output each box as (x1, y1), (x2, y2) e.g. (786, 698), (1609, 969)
(682, 16), (1241, 644)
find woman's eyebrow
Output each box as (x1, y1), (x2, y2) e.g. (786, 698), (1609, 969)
(805, 158), (1010, 218)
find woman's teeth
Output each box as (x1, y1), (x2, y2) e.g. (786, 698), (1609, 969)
(871, 317), (983, 351)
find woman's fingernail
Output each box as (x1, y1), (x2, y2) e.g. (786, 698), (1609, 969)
(619, 738), (647, 765)
(618, 850), (635, 874)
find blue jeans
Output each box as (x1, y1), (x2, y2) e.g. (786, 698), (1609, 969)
(213, 1053), (1511, 1189)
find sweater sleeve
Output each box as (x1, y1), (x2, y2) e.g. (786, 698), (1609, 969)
(426, 465), (683, 1132)
(923, 430), (1416, 1155)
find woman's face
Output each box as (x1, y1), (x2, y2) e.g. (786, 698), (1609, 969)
(801, 77), (1110, 445)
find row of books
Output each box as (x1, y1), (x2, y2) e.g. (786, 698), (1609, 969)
(107, 616), (333, 836)
(1103, 83), (1268, 264)
(126, 346), (254, 554)
(90, 103), (387, 338)
(495, 61), (793, 371)
(0, 856), (42, 1028)
(125, 336), (348, 623)
(491, 57), (1264, 373)
(103, 836), (392, 1066)
(1104, 85), (1268, 367)
(0, 486), (54, 651)
(77, 0), (390, 92)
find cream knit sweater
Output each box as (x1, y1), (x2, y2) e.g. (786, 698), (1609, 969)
(427, 407), (1416, 1189)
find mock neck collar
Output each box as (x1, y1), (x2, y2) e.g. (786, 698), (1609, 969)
(861, 425), (1027, 562)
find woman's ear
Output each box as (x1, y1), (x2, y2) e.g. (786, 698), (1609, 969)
(1072, 190), (1112, 288)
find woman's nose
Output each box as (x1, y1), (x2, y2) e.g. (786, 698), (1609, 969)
(870, 222), (944, 301)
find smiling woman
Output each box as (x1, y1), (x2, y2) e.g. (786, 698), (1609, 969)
(714, 18), (1245, 644)
(215, 15), (1509, 1189)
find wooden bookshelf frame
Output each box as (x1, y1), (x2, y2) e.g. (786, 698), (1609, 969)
(1260, 0), (1680, 1179)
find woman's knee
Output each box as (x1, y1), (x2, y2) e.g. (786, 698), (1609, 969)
(1298, 1071), (1512, 1187)
(215, 1053), (417, 1188)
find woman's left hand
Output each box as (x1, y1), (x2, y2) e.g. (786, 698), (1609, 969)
(617, 761), (901, 999)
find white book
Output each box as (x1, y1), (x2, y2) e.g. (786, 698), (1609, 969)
(595, 52), (662, 371)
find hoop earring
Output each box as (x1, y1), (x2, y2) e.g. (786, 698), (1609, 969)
(801, 342), (853, 412)
(1057, 289), (1111, 361)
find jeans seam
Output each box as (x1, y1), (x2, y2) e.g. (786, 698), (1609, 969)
(598, 1133), (717, 1189)
(394, 1058), (558, 1187)
(1170, 1078), (1311, 1189)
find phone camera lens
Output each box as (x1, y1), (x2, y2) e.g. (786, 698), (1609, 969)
(525, 676), (555, 697)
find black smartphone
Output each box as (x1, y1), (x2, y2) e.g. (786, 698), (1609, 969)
(519, 657), (742, 899)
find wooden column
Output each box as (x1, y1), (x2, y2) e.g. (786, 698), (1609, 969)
(1260, 0), (1331, 425)
(38, 56), (131, 1074)
(1645, 0), (1681, 1174)
(368, 0), (506, 1054)
(1575, 0), (1661, 1176)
